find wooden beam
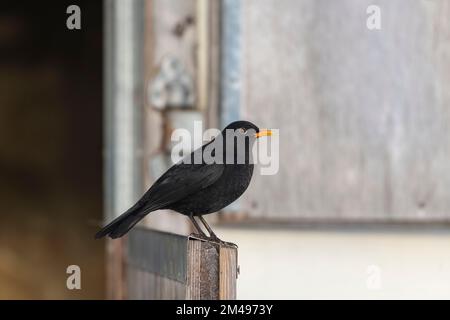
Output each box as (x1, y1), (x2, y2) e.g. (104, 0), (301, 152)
(103, 0), (145, 299)
(219, 246), (238, 299)
(127, 228), (238, 300)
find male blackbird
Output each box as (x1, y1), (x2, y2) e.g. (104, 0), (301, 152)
(95, 120), (272, 241)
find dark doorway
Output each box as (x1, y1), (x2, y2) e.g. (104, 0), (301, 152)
(0, 1), (104, 298)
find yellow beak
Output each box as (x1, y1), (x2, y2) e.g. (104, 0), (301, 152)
(255, 129), (273, 138)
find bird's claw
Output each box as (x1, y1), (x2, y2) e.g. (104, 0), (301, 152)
(208, 236), (238, 248)
(189, 233), (210, 242)
(189, 233), (237, 248)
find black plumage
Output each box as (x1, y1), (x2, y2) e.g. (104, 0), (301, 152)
(95, 120), (271, 241)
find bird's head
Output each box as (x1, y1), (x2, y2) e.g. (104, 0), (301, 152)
(218, 121), (272, 164)
(221, 120), (272, 141)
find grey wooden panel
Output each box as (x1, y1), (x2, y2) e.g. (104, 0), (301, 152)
(128, 227), (187, 283)
(240, 0), (450, 221)
(142, 0), (196, 235)
(126, 228), (238, 300)
(128, 268), (186, 299)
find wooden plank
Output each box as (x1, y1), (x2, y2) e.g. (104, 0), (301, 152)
(186, 239), (202, 299)
(142, 0), (196, 235)
(219, 246), (238, 299)
(186, 238), (219, 299)
(127, 228), (238, 300)
(204, 0), (222, 130)
(186, 237), (238, 300)
(198, 241), (219, 299)
(128, 228), (187, 283)
(103, 0), (145, 300)
(128, 268), (186, 300)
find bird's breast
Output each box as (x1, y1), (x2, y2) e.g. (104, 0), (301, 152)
(168, 164), (254, 215)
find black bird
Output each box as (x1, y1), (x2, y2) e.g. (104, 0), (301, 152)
(95, 120), (272, 241)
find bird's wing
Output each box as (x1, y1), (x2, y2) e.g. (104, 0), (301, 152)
(95, 140), (224, 239)
(138, 162), (224, 212)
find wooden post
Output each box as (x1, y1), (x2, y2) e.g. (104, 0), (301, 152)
(127, 228), (238, 300)
(219, 246), (238, 299)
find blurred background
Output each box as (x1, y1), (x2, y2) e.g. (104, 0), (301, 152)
(2, 0), (450, 299)
(0, 1), (103, 298)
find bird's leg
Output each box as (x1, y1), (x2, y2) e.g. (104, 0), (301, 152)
(198, 215), (237, 247)
(197, 215), (219, 240)
(188, 214), (208, 239)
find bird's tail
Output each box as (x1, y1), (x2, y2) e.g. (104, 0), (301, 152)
(95, 202), (148, 239)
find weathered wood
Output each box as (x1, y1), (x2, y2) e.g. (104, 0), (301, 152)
(127, 228), (238, 300)
(186, 236), (239, 299)
(186, 238), (220, 299)
(142, 0), (196, 235)
(219, 246), (238, 299)
(185, 239), (202, 299)
(104, 0), (145, 299)
(128, 268), (185, 299)
(236, 0), (450, 222)
(199, 0), (222, 129)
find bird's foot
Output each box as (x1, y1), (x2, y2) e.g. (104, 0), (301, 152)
(207, 235), (238, 248)
(189, 233), (237, 248)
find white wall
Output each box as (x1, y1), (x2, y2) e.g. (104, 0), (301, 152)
(216, 227), (450, 299)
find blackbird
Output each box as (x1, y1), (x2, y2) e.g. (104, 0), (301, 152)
(95, 120), (272, 241)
